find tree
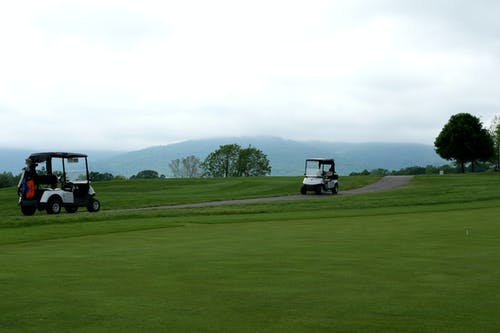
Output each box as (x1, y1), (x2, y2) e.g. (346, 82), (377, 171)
(434, 113), (494, 173)
(488, 116), (500, 169)
(168, 158), (182, 178)
(182, 155), (200, 178)
(201, 144), (271, 177)
(169, 155), (201, 178)
(201, 144), (241, 177)
(496, 122), (500, 169)
(130, 170), (159, 179)
(236, 146), (271, 176)
(168, 159), (181, 177)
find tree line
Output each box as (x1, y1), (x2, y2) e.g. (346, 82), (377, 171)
(0, 172), (18, 188)
(349, 163), (489, 177)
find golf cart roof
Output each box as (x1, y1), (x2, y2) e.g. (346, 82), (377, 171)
(28, 152), (88, 163)
(306, 158), (335, 164)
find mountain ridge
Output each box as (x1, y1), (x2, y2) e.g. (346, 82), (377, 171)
(88, 137), (446, 176)
(1, 137), (445, 176)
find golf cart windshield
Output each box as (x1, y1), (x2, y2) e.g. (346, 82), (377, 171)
(305, 160), (322, 177)
(305, 159), (335, 177)
(57, 157), (88, 183)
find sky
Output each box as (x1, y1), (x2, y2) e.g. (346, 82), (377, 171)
(1, 0), (499, 151)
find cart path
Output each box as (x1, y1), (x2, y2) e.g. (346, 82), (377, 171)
(340, 175), (414, 195)
(116, 176), (413, 212)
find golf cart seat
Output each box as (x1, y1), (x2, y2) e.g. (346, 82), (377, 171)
(34, 174), (58, 188)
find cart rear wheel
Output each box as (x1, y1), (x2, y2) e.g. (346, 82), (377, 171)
(46, 196), (62, 214)
(21, 205), (36, 216)
(332, 183), (338, 195)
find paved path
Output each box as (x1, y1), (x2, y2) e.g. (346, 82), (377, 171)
(340, 175), (414, 196)
(118, 176), (413, 212)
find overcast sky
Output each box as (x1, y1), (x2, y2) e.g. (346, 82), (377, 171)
(1, 0), (499, 151)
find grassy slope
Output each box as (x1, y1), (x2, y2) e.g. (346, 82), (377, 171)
(1, 174), (500, 332)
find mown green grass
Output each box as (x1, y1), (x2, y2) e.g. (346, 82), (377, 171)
(0, 175), (378, 216)
(1, 174), (500, 332)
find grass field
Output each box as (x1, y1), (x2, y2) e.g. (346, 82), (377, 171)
(1, 174), (500, 332)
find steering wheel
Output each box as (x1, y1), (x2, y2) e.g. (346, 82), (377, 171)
(63, 181), (75, 191)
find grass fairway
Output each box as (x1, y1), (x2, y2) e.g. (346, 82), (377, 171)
(1, 174), (500, 332)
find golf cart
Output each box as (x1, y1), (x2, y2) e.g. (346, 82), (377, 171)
(17, 152), (101, 215)
(300, 158), (339, 195)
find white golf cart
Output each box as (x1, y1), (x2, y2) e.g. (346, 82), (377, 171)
(17, 152), (101, 215)
(300, 158), (339, 195)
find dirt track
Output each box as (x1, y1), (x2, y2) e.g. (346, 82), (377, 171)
(121, 176), (413, 212)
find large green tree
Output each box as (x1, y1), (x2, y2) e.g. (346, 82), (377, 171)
(434, 113), (494, 173)
(201, 144), (241, 177)
(236, 146), (271, 176)
(201, 144), (271, 177)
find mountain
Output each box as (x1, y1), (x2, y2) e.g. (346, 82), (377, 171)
(0, 137), (446, 177)
(90, 137), (445, 176)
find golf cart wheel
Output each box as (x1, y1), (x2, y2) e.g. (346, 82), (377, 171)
(21, 205), (36, 216)
(46, 196), (62, 215)
(87, 198), (100, 213)
(332, 183), (338, 195)
(300, 185), (307, 195)
(65, 205), (78, 213)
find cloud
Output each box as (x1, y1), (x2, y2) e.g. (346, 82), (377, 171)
(1, 0), (499, 150)
(33, 4), (165, 48)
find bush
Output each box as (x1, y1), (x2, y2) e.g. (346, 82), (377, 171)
(89, 172), (114, 182)
(0, 172), (18, 188)
(130, 170), (160, 179)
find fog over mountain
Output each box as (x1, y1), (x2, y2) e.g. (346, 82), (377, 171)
(91, 137), (445, 177)
(1, 137), (445, 177)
